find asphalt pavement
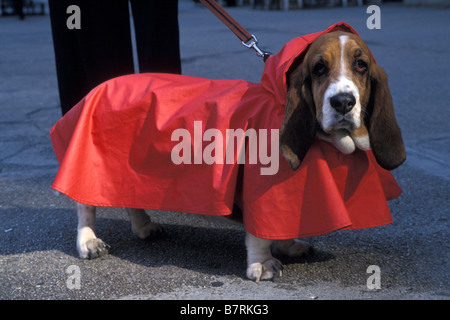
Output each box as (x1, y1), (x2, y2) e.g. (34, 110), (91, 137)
(0, 1), (449, 300)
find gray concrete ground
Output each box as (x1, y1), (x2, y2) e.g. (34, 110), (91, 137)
(0, 1), (449, 300)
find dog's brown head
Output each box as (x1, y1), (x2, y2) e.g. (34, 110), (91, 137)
(280, 31), (406, 171)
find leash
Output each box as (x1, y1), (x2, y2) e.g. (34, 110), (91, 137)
(198, 0), (271, 61)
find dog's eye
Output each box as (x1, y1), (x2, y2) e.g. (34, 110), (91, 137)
(354, 60), (367, 74)
(313, 62), (328, 77)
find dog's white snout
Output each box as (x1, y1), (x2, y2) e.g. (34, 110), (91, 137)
(322, 78), (361, 132)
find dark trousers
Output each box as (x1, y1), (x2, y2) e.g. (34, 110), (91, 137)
(49, 0), (181, 115)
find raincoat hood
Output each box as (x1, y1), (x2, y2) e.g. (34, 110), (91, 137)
(50, 23), (400, 240)
(261, 23), (359, 106)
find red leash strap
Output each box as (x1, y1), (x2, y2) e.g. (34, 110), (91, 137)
(199, 0), (252, 43)
(199, 0), (270, 60)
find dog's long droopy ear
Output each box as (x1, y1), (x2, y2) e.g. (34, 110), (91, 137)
(280, 63), (316, 170)
(368, 64), (406, 170)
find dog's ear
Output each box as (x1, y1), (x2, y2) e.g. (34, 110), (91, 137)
(367, 64), (406, 170)
(280, 62), (316, 170)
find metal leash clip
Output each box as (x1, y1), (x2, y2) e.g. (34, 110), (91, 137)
(242, 35), (263, 56)
(242, 35), (270, 61)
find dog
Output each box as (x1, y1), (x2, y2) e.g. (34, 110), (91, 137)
(52, 25), (405, 282)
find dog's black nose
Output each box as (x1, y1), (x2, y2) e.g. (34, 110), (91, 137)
(330, 93), (356, 114)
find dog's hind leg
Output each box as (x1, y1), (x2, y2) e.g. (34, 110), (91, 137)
(272, 239), (314, 258)
(125, 208), (165, 240)
(245, 232), (283, 282)
(76, 202), (110, 259)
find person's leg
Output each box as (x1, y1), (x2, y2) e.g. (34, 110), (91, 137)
(13, 0), (25, 20)
(130, 0), (181, 74)
(49, 0), (134, 115)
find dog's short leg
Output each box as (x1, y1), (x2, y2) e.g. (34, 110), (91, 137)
(272, 239), (314, 257)
(125, 208), (164, 240)
(245, 232), (283, 282)
(76, 202), (109, 259)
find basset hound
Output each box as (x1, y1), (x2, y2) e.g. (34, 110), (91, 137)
(73, 30), (405, 282)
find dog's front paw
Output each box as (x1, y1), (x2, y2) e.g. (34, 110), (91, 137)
(79, 238), (110, 259)
(246, 258), (283, 282)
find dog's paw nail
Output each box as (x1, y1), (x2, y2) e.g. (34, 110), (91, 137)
(262, 258), (283, 281)
(246, 263), (263, 282)
(247, 258), (284, 282)
(86, 239), (110, 259)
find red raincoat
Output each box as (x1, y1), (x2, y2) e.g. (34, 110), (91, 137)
(51, 23), (401, 240)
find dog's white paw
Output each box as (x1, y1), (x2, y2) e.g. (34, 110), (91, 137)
(246, 258), (283, 282)
(132, 222), (165, 240)
(77, 226), (109, 259)
(78, 238), (110, 260)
